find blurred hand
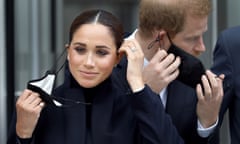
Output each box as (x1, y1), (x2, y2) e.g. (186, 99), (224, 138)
(16, 89), (45, 138)
(196, 70), (224, 128)
(143, 49), (180, 93)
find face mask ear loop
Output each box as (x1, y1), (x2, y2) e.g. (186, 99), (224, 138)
(147, 35), (160, 49)
(55, 57), (67, 75)
(49, 48), (67, 75)
(166, 32), (173, 45)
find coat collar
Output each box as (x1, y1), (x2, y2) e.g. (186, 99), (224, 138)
(61, 70), (116, 144)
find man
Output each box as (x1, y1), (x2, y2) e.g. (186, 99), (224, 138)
(211, 26), (240, 144)
(115, 0), (224, 143)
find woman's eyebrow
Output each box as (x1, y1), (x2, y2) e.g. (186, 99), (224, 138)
(72, 42), (85, 46)
(96, 45), (111, 49)
(72, 42), (111, 49)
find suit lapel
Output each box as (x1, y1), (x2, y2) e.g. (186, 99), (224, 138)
(166, 81), (183, 115)
(166, 81), (198, 130)
(166, 81), (196, 118)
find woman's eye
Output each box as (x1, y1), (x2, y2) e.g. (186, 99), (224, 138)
(74, 47), (86, 54)
(96, 50), (109, 56)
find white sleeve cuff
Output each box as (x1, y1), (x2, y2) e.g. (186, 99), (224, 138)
(197, 117), (218, 138)
(133, 86), (145, 93)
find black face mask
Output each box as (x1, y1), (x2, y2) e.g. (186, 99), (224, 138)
(148, 35), (205, 88)
(26, 49), (67, 107)
(26, 48), (91, 107)
(166, 34), (205, 88)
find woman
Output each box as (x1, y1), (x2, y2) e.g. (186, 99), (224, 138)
(7, 9), (183, 144)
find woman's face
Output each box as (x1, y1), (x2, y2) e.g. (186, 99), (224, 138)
(67, 23), (119, 88)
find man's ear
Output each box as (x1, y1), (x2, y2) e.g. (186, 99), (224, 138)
(157, 30), (171, 51)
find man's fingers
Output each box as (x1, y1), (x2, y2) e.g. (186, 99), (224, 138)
(201, 75), (212, 100)
(196, 84), (204, 101)
(150, 49), (168, 63)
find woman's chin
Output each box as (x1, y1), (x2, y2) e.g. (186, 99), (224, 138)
(79, 81), (99, 88)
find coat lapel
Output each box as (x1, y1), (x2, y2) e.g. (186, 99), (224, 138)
(62, 76), (116, 144)
(91, 77), (115, 144)
(63, 88), (86, 144)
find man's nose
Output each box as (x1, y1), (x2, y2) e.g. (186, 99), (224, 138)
(195, 36), (206, 54)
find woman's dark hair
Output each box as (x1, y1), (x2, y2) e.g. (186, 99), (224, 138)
(69, 9), (124, 49)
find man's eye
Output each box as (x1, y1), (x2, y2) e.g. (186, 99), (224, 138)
(193, 37), (199, 42)
(190, 37), (199, 42)
(186, 37), (199, 45)
(96, 50), (108, 56)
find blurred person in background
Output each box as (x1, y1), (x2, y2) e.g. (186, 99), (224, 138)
(211, 26), (240, 144)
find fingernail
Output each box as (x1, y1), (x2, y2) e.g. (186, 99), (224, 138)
(215, 75), (224, 80)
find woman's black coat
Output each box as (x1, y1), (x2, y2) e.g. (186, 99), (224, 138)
(7, 67), (184, 144)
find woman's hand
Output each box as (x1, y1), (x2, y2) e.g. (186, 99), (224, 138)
(16, 89), (45, 138)
(119, 39), (145, 92)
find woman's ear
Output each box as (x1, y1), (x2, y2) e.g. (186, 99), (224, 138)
(65, 44), (70, 60)
(115, 51), (124, 66)
(67, 54), (70, 61)
(65, 43), (70, 49)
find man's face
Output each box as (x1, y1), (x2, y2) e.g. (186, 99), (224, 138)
(171, 14), (208, 57)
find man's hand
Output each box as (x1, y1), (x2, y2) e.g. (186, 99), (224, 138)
(143, 49), (180, 93)
(196, 70), (224, 128)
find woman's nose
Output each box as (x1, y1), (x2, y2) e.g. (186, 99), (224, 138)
(84, 53), (95, 68)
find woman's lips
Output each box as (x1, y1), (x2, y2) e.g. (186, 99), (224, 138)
(79, 70), (98, 78)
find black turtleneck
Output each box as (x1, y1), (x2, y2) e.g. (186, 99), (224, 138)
(83, 88), (94, 129)
(83, 88), (95, 144)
